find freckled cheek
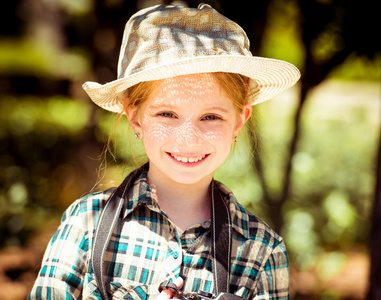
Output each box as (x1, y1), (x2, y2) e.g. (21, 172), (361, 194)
(203, 127), (232, 143)
(141, 120), (172, 143)
(203, 130), (224, 141)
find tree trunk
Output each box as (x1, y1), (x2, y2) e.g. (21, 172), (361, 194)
(252, 85), (307, 234)
(367, 96), (381, 299)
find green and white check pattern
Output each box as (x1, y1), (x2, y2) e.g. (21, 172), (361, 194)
(29, 169), (289, 299)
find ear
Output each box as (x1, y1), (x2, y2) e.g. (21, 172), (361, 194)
(125, 106), (141, 134)
(233, 103), (252, 137)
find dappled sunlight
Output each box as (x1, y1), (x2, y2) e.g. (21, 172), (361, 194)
(1, 0), (380, 298)
(290, 249), (369, 299)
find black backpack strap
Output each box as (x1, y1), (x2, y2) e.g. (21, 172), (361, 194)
(92, 164), (148, 300)
(211, 180), (232, 294)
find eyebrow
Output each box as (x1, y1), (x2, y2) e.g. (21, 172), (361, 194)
(148, 104), (175, 110)
(148, 104), (230, 114)
(206, 106), (230, 114)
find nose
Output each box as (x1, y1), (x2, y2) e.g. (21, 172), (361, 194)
(174, 120), (203, 147)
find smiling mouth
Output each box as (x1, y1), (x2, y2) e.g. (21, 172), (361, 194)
(169, 153), (208, 163)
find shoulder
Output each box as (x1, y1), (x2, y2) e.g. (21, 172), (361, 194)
(60, 188), (116, 227)
(61, 165), (149, 227)
(216, 181), (283, 250)
(216, 182), (289, 297)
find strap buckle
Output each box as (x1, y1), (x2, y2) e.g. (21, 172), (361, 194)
(158, 280), (183, 297)
(158, 280), (203, 300)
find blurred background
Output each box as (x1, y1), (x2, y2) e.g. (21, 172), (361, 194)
(0, 0), (380, 299)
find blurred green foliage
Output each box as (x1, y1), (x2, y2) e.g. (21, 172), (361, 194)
(257, 81), (378, 271)
(0, 39), (89, 79)
(0, 96), (92, 246)
(0, 0), (380, 298)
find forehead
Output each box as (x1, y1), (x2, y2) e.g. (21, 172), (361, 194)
(146, 73), (227, 106)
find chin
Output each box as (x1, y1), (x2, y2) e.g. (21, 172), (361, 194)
(168, 171), (214, 186)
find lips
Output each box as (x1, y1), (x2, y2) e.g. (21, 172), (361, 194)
(169, 153), (208, 163)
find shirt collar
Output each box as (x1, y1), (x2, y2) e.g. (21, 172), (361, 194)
(121, 168), (251, 239)
(122, 170), (162, 219)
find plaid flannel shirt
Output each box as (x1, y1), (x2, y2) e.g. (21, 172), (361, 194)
(28, 169), (289, 300)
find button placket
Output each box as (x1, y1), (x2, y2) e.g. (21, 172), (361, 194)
(161, 237), (183, 280)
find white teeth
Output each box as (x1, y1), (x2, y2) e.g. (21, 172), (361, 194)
(171, 154), (205, 163)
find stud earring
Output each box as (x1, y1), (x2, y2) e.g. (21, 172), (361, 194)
(135, 132), (140, 139)
(233, 136), (237, 143)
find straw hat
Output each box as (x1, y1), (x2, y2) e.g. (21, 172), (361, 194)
(83, 3), (300, 113)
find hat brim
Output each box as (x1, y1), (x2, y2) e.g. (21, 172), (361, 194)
(82, 55), (300, 113)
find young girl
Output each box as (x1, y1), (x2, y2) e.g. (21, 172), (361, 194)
(29, 3), (300, 300)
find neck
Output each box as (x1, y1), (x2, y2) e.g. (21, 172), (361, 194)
(147, 167), (212, 234)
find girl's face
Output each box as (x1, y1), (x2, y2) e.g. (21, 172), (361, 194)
(127, 73), (252, 186)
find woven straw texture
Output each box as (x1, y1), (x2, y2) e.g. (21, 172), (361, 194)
(83, 4), (301, 113)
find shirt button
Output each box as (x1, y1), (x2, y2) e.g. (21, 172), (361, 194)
(173, 251), (179, 259)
